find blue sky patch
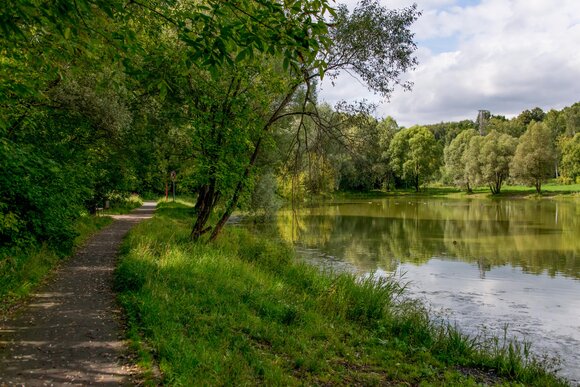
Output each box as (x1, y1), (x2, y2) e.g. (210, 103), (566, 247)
(419, 34), (460, 54)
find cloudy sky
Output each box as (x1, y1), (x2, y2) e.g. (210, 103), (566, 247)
(318, 0), (580, 127)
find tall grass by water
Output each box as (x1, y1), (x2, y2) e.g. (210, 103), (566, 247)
(115, 201), (567, 386)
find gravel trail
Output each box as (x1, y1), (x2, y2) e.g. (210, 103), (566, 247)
(0, 202), (156, 386)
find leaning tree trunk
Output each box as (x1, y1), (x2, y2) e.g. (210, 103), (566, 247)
(191, 181), (219, 241)
(206, 83), (300, 242)
(208, 138), (263, 242)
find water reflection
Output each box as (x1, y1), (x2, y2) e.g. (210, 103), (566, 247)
(265, 197), (580, 383)
(276, 198), (580, 279)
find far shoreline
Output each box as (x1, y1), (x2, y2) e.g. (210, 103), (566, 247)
(315, 182), (580, 202)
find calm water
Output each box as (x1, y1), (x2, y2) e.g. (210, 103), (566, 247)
(273, 198), (580, 384)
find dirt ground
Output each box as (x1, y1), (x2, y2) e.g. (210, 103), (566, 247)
(0, 202), (156, 386)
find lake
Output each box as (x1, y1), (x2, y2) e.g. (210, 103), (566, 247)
(270, 197), (580, 384)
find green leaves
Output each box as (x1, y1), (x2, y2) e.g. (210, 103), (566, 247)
(328, 0), (420, 98)
(389, 126), (441, 191)
(478, 131), (518, 194)
(0, 138), (80, 252)
(235, 47), (253, 63)
(444, 129), (478, 191)
(511, 122), (556, 193)
(560, 133), (580, 183)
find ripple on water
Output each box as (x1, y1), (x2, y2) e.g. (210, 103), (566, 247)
(399, 260), (580, 384)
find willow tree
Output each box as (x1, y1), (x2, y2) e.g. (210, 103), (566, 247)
(510, 122), (556, 193)
(480, 131), (518, 194)
(389, 126), (441, 192)
(444, 129), (478, 192)
(165, 0), (421, 241)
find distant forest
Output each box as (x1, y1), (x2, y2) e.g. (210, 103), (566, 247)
(2, 0), (579, 253)
(269, 101), (580, 200)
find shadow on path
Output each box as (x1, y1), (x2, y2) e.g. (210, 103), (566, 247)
(0, 201), (156, 385)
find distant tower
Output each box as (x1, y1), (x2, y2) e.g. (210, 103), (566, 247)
(477, 110), (490, 135)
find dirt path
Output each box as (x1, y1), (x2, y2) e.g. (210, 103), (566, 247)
(0, 202), (156, 386)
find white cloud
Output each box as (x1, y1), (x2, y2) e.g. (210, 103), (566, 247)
(320, 0), (580, 126)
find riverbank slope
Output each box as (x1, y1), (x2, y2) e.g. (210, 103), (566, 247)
(115, 201), (566, 385)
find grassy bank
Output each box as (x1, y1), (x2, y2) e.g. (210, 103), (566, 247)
(0, 195), (143, 315)
(116, 201), (566, 386)
(329, 182), (580, 201)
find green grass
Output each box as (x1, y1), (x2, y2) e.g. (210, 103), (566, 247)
(0, 194), (145, 314)
(116, 201), (567, 386)
(0, 215), (113, 314)
(328, 182), (580, 201)
(99, 193), (144, 215)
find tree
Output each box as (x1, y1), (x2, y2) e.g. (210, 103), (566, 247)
(510, 122), (556, 193)
(389, 126), (440, 192)
(517, 107), (545, 127)
(463, 135), (485, 189)
(331, 114), (399, 192)
(183, 0), (419, 241)
(487, 117), (526, 138)
(562, 103), (580, 136)
(544, 109), (566, 138)
(559, 134), (580, 183)
(444, 129), (478, 192)
(336, 115), (383, 191)
(376, 117), (399, 190)
(425, 120), (476, 145)
(479, 131), (517, 194)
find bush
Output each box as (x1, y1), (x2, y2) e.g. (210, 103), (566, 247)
(0, 139), (84, 253)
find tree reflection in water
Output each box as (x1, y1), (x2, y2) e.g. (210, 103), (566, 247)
(274, 198), (580, 279)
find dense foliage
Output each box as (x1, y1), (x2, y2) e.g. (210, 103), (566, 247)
(511, 122), (557, 193)
(1, 0), (421, 246)
(277, 102), (580, 197)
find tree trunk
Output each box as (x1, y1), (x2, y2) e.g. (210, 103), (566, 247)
(209, 137), (263, 242)
(206, 83), (300, 242)
(191, 183), (217, 241)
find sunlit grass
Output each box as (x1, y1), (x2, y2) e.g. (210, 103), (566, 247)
(99, 193), (144, 215)
(330, 182), (580, 200)
(116, 201), (567, 386)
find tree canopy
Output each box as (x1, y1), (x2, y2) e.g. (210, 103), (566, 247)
(511, 122), (556, 193)
(389, 126), (441, 192)
(1, 0), (421, 248)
